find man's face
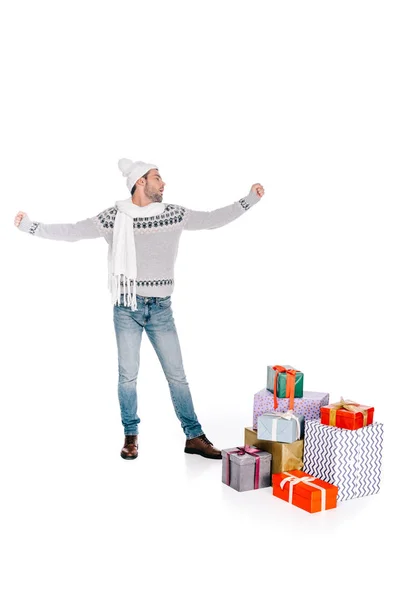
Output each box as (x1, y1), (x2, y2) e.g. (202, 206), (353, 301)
(144, 169), (165, 203)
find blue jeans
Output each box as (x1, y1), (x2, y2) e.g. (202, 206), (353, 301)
(113, 294), (204, 440)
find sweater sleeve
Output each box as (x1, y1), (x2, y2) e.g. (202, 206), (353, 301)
(182, 190), (262, 231)
(17, 207), (116, 242)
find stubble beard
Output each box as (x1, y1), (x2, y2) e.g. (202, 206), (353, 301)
(144, 183), (162, 203)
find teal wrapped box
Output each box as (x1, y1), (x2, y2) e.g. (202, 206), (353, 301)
(267, 365), (304, 399)
(257, 411), (305, 443)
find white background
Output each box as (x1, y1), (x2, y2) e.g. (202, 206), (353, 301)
(1, 1), (399, 598)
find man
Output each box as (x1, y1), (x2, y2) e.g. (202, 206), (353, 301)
(14, 159), (265, 460)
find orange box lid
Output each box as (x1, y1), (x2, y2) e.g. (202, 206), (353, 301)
(321, 402), (372, 414)
(272, 470), (338, 501)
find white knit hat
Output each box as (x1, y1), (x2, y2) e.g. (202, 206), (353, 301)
(118, 158), (158, 192)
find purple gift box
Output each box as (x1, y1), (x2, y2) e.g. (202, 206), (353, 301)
(253, 388), (329, 430)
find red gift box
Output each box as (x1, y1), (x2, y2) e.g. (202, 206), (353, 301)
(321, 397), (374, 430)
(272, 469), (338, 513)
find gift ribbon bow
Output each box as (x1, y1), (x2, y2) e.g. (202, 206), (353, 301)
(261, 410), (301, 441)
(328, 396), (369, 427)
(272, 365), (301, 410)
(225, 445), (262, 489)
(280, 471), (326, 511)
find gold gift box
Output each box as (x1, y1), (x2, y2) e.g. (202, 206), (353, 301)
(244, 427), (304, 474)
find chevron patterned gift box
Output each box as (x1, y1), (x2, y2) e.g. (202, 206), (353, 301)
(303, 420), (384, 501)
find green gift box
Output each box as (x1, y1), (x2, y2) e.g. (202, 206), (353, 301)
(267, 365), (304, 399)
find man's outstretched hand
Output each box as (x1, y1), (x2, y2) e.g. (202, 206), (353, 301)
(250, 183), (264, 198)
(14, 211), (27, 227)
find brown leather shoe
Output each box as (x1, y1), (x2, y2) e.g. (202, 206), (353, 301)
(121, 435), (138, 460)
(184, 434), (222, 459)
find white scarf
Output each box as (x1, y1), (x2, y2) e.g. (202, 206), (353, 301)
(108, 198), (166, 311)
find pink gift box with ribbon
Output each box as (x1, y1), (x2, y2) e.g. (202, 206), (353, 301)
(221, 445), (272, 492)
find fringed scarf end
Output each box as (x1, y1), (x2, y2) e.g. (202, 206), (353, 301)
(109, 273), (137, 311)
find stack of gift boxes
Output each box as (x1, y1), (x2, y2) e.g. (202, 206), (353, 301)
(221, 365), (384, 513)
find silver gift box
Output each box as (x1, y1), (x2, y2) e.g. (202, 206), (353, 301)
(221, 446), (272, 492)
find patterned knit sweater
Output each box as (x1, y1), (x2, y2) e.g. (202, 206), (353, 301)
(18, 190), (261, 297)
